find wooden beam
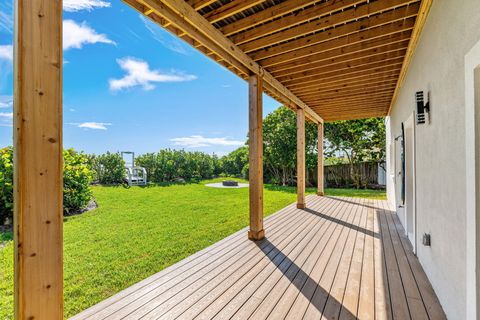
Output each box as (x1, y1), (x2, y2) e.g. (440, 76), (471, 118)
(187, 0), (216, 10)
(271, 37), (410, 77)
(291, 70), (401, 94)
(312, 102), (392, 114)
(269, 32), (411, 75)
(299, 85), (398, 101)
(278, 50), (407, 83)
(322, 111), (387, 121)
(204, 0), (264, 24)
(317, 123), (324, 196)
(254, 16), (416, 65)
(304, 92), (395, 105)
(297, 108), (306, 209)
(231, 0), (365, 45)
(124, 0), (243, 76)
(221, 0), (318, 36)
(314, 103), (391, 111)
(134, 0), (323, 124)
(14, 0), (63, 319)
(248, 74), (265, 240)
(298, 80), (399, 97)
(238, 0), (418, 52)
(388, 0), (433, 114)
(286, 60), (404, 89)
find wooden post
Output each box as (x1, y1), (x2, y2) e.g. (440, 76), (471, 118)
(14, 0), (63, 319)
(248, 74), (265, 240)
(297, 108), (306, 209)
(317, 123), (325, 196)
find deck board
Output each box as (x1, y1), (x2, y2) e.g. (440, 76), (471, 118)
(71, 195), (446, 320)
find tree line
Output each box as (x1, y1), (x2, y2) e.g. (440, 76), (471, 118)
(0, 106), (385, 224)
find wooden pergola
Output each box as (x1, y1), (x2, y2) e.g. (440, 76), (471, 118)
(13, 0), (431, 318)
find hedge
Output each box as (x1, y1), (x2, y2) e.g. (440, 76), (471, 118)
(0, 147), (94, 224)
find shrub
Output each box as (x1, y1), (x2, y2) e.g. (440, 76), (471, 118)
(91, 152), (125, 184)
(0, 147), (13, 224)
(136, 149), (219, 183)
(63, 149), (93, 214)
(220, 146), (248, 177)
(0, 147), (94, 224)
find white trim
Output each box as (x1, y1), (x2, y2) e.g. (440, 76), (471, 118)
(404, 113), (417, 253)
(465, 39), (480, 320)
(404, 112), (417, 254)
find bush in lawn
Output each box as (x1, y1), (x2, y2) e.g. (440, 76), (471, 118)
(63, 149), (94, 214)
(220, 146), (248, 178)
(136, 149), (218, 183)
(0, 147), (13, 224)
(0, 147), (94, 224)
(92, 152), (125, 184)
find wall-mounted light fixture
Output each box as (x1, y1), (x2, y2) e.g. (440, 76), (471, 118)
(415, 91), (430, 124)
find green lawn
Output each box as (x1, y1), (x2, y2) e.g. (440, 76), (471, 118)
(0, 179), (384, 319)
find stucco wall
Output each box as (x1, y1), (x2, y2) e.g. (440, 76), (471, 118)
(386, 1), (480, 318)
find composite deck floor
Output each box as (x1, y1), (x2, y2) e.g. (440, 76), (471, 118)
(72, 195), (446, 320)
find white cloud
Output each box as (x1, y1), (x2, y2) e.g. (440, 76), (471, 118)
(140, 16), (190, 55)
(69, 122), (111, 130)
(0, 45), (13, 61)
(0, 96), (12, 109)
(170, 135), (244, 148)
(63, 0), (110, 12)
(0, 112), (13, 119)
(63, 20), (115, 50)
(109, 57), (197, 91)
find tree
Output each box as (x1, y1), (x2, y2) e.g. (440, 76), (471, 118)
(324, 118), (386, 188)
(262, 106), (317, 186)
(221, 146), (248, 178)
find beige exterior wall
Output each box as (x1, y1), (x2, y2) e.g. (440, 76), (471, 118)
(386, 1), (480, 318)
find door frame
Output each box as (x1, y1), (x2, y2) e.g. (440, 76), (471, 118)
(404, 113), (417, 253)
(466, 39), (480, 320)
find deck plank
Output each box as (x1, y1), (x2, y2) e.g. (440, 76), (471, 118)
(71, 196), (445, 320)
(302, 197), (364, 319)
(338, 197), (369, 320)
(384, 206), (429, 320)
(373, 199), (393, 320)
(213, 196), (348, 320)
(229, 196), (349, 320)
(107, 200), (322, 319)
(320, 197), (363, 320)
(158, 197), (332, 320)
(76, 202), (300, 320)
(376, 201), (411, 320)
(264, 196), (359, 319)
(357, 199), (376, 320)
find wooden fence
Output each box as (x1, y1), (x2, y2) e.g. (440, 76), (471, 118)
(324, 162), (385, 189)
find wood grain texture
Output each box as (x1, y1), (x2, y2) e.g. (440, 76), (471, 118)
(70, 196), (446, 320)
(248, 74), (264, 240)
(317, 123), (324, 196)
(14, 0), (63, 319)
(296, 108), (306, 209)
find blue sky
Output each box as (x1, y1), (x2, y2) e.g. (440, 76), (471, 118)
(0, 0), (281, 156)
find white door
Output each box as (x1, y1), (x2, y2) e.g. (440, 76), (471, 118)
(404, 114), (416, 253)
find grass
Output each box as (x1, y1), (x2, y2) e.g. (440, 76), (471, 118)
(0, 179), (385, 319)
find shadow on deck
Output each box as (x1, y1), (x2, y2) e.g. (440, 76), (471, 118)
(71, 195), (446, 320)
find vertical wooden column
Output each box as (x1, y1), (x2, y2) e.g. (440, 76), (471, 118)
(248, 74), (264, 240)
(297, 108), (306, 209)
(317, 123), (325, 196)
(14, 0), (63, 319)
